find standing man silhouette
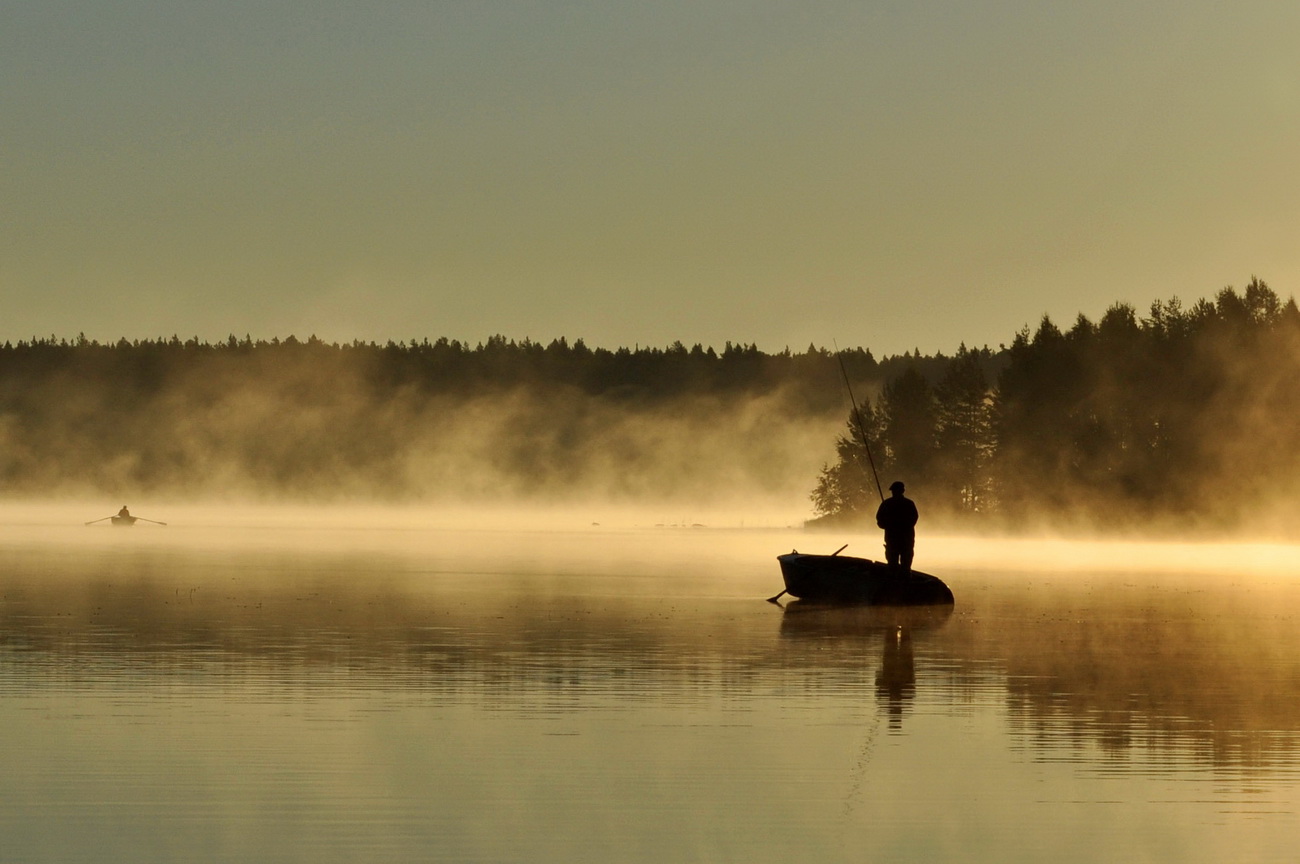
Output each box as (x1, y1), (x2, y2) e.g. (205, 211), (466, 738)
(875, 481), (918, 571)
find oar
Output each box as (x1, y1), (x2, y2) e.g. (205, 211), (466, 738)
(84, 515), (114, 525)
(766, 590), (787, 604)
(134, 517), (168, 526)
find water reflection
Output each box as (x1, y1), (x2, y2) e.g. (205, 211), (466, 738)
(778, 602), (953, 730)
(939, 570), (1300, 798)
(877, 626), (914, 730)
(4, 540), (1300, 775)
(3, 527), (1300, 863)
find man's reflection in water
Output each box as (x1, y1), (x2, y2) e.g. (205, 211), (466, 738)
(876, 625), (915, 730)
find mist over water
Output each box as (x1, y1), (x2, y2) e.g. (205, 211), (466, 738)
(4, 504), (1300, 862)
(0, 339), (853, 511)
(16, 499), (1300, 570)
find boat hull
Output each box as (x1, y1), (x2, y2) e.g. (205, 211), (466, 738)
(776, 552), (954, 605)
(111, 516), (137, 526)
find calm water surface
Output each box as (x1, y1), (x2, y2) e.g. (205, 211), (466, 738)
(2, 511), (1299, 862)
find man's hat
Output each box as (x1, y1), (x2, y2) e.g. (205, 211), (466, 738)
(889, 481), (905, 491)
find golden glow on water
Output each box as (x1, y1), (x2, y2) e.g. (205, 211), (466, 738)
(925, 533), (1300, 575)
(2, 506), (1300, 862)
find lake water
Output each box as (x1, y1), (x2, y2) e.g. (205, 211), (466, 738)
(2, 508), (1300, 863)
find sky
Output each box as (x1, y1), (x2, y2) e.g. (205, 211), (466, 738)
(4, 0), (1298, 358)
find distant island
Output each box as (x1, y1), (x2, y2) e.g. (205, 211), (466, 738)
(2, 277), (1295, 535)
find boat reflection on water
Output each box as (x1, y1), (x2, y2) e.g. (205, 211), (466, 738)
(778, 601), (953, 729)
(777, 600), (954, 636)
(876, 624), (915, 730)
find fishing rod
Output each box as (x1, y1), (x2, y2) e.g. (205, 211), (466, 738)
(835, 346), (885, 503)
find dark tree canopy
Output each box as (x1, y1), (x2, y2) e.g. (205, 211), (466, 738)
(811, 277), (1300, 533)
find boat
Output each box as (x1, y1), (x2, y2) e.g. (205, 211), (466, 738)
(778, 600), (953, 638)
(775, 550), (954, 605)
(85, 509), (165, 527)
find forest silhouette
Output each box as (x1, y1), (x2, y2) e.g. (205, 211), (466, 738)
(2, 278), (1296, 533)
(0, 333), (896, 507)
(812, 277), (1300, 534)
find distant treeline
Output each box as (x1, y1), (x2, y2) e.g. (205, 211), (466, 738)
(0, 333), (921, 409)
(0, 332), (970, 504)
(6, 277), (1295, 532)
(812, 277), (1300, 533)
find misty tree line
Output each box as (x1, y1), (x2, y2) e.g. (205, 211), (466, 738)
(0, 331), (942, 501)
(0, 332), (910, 408)
(5, 277), (1293, 526)
(811, 278), (1300, 531)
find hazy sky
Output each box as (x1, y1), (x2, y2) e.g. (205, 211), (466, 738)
(4, 1), (1297, 356)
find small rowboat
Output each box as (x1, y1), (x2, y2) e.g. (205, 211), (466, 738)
(86, 511), (165, 527)
(774, 550), (954, 605)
